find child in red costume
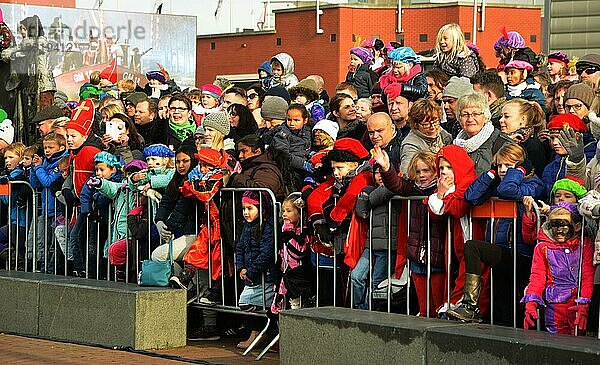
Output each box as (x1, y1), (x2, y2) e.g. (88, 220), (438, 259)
(426, 144), (477, 317)
(307, 138), (375, 305)
(521, 202), (594, 335)
(65, 99), (103, 277)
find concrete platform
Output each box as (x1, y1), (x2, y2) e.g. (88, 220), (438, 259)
(279, 307), (600, 365)
(0, 270), (186, 350)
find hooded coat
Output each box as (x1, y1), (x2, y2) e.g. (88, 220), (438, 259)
(30, 149), (69, 216)
(268, 53), (299, 90)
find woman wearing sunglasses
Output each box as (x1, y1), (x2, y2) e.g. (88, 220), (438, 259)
(245, 84), (264, 128)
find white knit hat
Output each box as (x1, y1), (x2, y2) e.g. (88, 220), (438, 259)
(0, 118), (14, 145)
(313, 119), (339, 140)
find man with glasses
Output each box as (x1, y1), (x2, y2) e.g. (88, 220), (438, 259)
(563, 83), (595, 121)
(575, 54), (600, 84)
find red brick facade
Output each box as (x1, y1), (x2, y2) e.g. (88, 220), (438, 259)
(197, 5), (541, 93)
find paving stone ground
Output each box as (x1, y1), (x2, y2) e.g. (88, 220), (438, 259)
(0, 333), (279, 364)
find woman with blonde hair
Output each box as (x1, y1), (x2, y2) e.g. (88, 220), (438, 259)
(499, 98), (548, 177)
(434, 23), (482, 78)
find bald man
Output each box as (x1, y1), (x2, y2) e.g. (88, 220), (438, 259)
(367, 112), (402, 170)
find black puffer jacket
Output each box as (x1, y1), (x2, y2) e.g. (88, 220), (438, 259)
(355, 185), (399, 251)
(346, 63), (378, 99)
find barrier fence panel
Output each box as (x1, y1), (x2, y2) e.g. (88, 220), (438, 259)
(2, 179), (600, 340)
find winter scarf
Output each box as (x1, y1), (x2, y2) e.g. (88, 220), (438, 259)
(169, 119), (196, 142)
(453, 122), (495, 153)
(379, 64), (422, 90)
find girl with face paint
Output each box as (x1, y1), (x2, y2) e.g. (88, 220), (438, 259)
(447, 144), (544, 324)
(521, 203), (594, 335)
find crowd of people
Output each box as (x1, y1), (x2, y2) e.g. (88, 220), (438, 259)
(1, 20), (600, 345)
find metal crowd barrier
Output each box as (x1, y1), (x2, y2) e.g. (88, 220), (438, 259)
(2, 180), (599, 340)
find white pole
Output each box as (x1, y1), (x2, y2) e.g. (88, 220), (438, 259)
(472, 0), (478, 44)
(480, 0), (485, 32)
(397, 0), (403, 33)
(316, 0), (323, 34)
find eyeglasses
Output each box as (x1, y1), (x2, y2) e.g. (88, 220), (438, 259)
(459, 111), (485, 120)
(418, 119), (440, 128)
(247, 93), (258, 100)
(170, 107), (189, 112)
(576, 66), (599, 76)
(564, 103), (584, 112)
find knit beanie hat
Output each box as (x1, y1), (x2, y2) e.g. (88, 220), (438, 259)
(350, 47), (374, 65)
(99, 59), (118, 84)
(94, 151), (121, 169)
(563, 82), (595, 109)
(66, 99), (95, 136)
(313, 119), (339, 140)
(143, 144), (175, 158)
(146, 70), (167, 84)
(203, 111), (230, 136)
(201, 84), (222, 99)
(289, 78), (319, 102)
(387, 47), (420, 64)
(551, 176), (587, 199)
(576, 54), (600, 69)
(442, 76), (474, 99)
(54, 90), (69, 109)
(242, 190), (272, 212)
(547, 113), (587, 132)
(0, 109), (14, 145)
(494, 28), (525, 51)
(548, 52), (569, 67)
(264, 86), (291, 104)
(261, 96), (289, 120)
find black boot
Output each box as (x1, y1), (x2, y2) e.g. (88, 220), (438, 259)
(447, 273), (482, 323)
(169, 268), (195, 289)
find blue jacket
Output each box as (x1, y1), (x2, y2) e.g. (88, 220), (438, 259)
(465, 168), (544, 257)
(541, 133), (596, 201)
(0, 168), (28, 227)
(29, 150), (68, 217)
(235, 219), (276, 285)
(504, 78), (546, 110)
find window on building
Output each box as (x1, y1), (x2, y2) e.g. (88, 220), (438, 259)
(464, 32), (471, 41)
(419, 34), (428, 42)
(210, 42), (215, 50)
(330, 34), (336, 42)
(276, 38), (281, 46)
(530, 35), (537, 43)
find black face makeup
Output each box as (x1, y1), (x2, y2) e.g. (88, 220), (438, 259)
(549, 218), (575, 240)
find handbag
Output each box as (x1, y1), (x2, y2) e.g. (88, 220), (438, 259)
(138, 237), (173, 287)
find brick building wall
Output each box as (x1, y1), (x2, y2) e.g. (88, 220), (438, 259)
(197, 4), (541, 94)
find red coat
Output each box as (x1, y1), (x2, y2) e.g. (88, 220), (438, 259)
(70, 144), (101, 198)
(307, 171), (375, 269)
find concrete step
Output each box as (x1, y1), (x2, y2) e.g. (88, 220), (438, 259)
(0, 270), (186, 350)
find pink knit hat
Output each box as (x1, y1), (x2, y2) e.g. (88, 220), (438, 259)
(201, 84), (222, 99)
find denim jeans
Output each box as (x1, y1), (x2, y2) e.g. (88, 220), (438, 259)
(350, 248), (394, 310)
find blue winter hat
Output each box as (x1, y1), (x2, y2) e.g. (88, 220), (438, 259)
(143, 144), (175, 159)
(258, 60), (272, 77)
(387, 47), (420, 64)
(94, 151), (121, 169)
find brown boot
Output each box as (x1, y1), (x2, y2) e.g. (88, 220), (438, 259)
(447, 273), (482, 323)
(237, 330), (259, 349)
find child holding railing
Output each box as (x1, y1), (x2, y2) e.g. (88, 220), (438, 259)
(375, 149), (445, 317)
(448, 143), (544, 325)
